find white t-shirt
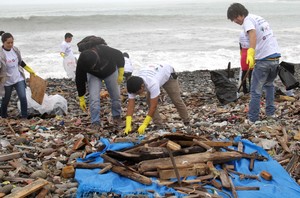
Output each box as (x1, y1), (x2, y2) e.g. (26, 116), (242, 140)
(60, 41), (74, 57)
(128, 63), (174, 99)
(124, 57), (133, 73)
(243, 14), (280, 59)
(239, 31), (249, 49)
(3, 50), (24, 86)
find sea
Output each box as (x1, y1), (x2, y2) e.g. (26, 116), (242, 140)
(1, 0), (300, 79)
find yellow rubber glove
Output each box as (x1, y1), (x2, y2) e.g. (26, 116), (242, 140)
(138, 115), (152, 135)
(79, 96), (87, 112)
(124, 116), (132, 135)
(246, 48), (255, 69)
(24, 65), (36, 76)
(117, 67), (124, 84)
(60, 52), (65, 58)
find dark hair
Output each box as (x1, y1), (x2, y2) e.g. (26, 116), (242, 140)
(126, 76), (143, 94)
(227, 3), (249, 21)
(65, 32), (73, 39)
(0, 31), (5, 36)
(123, 52), (129, 58)
(1, 32), (13, 43)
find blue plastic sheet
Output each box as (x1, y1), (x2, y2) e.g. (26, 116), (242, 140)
(75, 137), (300, 198)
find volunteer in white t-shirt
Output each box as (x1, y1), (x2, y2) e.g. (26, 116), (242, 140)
(60, 32), (74, 58)
(125, 63), (189, 135)
(227, 3), (281, 124)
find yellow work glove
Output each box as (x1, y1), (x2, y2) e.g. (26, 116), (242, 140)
(138, 115), (152, 135)
(60, 52), (65, 58)
(246, 48), (255, 69)
(117, 67), (124, 84)
(24, 65), (36, 76)
(79, 96), (87, 112)
(124, 116), (132, 135)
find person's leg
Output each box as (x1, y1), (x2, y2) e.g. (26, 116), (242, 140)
(104, 70), (121, 119)
(15, 80), (28, 118)
(87, 74), (102, 125)
(264, 61), (279, 116)
(1, 85), (14, 118)
(163, 78), (189, 123)
(248, 61), (270, 122)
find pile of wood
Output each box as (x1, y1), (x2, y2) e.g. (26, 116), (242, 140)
(74, 133), (269, 197)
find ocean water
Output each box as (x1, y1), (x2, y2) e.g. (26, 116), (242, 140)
(1, 0), (300, 79)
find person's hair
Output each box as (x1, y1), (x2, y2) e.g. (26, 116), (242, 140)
(123, 52), (129, 58)
(126, 76), (143, 93)
(1, 32), (13, 43)
(227, 3), (249, 21)
(65, 32), (73, 39)
(0, 31), (5, 36)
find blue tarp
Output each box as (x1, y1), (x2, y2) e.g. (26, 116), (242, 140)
(75, 137), (300, 198)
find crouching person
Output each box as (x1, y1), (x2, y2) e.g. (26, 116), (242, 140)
(125, 63), (189, 135)
(76, 44), (124, 131)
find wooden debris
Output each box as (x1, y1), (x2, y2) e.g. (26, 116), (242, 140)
(0, 152), (22, 162)
(4, 178), (48, 198)
(260, 170), (272, 181)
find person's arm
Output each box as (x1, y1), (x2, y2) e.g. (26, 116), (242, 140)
(147, 96), (159, 117)
(246, 29), (256, 68)
(125, 98), (135, 134)
(247, 29), (256, 49)
(20, 61), (36, 76)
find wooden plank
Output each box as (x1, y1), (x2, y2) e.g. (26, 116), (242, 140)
(5, 178), (48, 198)
(158, 163), (207, 180)
(0, 152), (22, 162)
(29, 74), (47, 105)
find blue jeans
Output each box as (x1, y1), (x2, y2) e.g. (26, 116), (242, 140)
(248, 60), (279, 122)
(1, 80), (27, 118)
(87, 70), (121, 124)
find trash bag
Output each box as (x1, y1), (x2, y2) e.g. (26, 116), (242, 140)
(210, 70), (238, 105)
(77, 35), (107, 52)
(18, 88), (68, 116)
(278, 61), (299, 90)
(63, 54), (77, 80)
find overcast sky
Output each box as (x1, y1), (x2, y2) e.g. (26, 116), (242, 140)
(0, 0), (179, 5)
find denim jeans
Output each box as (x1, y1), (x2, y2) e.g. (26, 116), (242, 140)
(87, 70), (121, 124)
(248, 60), (279, 122)
(1, 80), (27, 118)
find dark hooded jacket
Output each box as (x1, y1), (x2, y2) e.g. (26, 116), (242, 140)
(75, 45), (124, 97)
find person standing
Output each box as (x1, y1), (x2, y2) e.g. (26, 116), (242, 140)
(76, 44), (124, 130)
(60, 32), (76, 80)
(227, 3), (281, 123)
(123, 52), (133, 81)
(239, 30), (252, 94)
(125, 63), (189, 135)
(0, 32), (36, 118)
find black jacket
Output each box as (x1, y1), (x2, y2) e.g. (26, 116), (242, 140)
(76, 45), (124, 97)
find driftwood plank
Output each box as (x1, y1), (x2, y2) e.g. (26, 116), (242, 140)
(138, 151), (243, 173)
(5, 178), (48, 198)
(0, 152), (22, 162)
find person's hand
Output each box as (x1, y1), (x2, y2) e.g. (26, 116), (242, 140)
(79, 96), (87, 111)
(246, 48), (255, 69)
(124, 116), (132, 135)
(138, 115), (152, 135)
(117, 68), (124, 84)
(24, 65), (36, 76)
(60, 52), (65, 58)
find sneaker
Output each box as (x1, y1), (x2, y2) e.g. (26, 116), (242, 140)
(112, 116), (124, 127)
(90, 123), (102, 132)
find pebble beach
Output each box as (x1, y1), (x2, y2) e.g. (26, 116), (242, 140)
(0, 67), (299, 197)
